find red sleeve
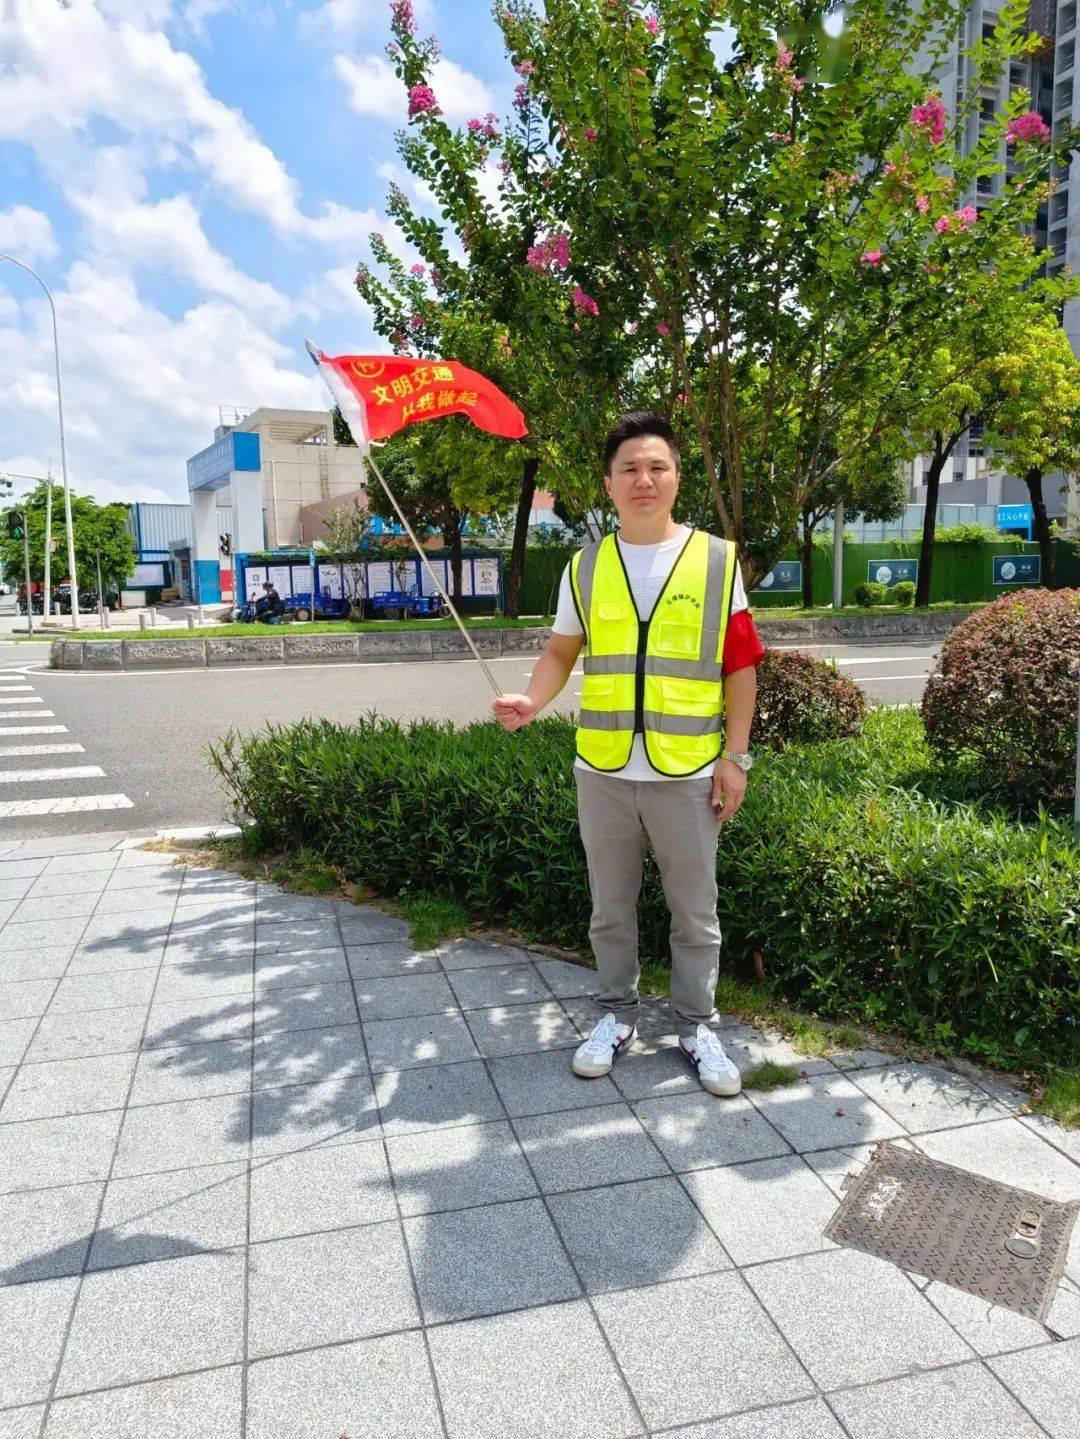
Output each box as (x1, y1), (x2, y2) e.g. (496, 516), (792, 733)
(721, 609), (766, 676)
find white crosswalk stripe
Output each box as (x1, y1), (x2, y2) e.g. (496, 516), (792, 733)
(0, 795), (134, 817)
(0, 669), (133, 823)
(0, 765), (105, 783)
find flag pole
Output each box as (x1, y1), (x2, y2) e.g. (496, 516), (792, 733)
(306, 341), (503, 697)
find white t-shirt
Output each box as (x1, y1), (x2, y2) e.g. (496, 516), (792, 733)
(552, 527), (749, 782)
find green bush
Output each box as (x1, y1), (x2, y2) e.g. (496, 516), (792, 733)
(922, 587), (1080, 811)
(893, 580), (916, 607)
(854, 581), (889, 608)
(753, 649), (867, 749)
(210, 708), (1080, 1069)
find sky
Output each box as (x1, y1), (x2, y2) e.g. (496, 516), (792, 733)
(0, 0), (514, 507)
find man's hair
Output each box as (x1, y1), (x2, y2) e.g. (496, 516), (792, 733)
(603, 411), (680, 474)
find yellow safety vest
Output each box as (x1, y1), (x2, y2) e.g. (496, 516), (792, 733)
(570, 529), (737, 777)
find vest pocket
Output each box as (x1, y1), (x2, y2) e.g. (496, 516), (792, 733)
(657, 675), (722, 715)
(653, 619), (699, 656)
(597, 600), (632, 623)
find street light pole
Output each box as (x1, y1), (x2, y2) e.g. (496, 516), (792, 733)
(43, 471), (53, 621)
(0, 254), (80, 630)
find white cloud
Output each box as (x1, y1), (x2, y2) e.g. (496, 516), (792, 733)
(0, 206), (58, 264)
(0, 1), (372, 242)
(303, 0), (434, 42)
(335, 51), (494, 123)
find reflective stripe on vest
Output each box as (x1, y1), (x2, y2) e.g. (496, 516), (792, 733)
(570, 530), (736, 776)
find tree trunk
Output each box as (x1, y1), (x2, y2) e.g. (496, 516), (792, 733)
(915, 438), (950, 608)
(1023, 466), (1054, 587)
(800, 502), (815, 608)
(503, 456), (538, 617)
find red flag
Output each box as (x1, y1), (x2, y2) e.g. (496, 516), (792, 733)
(310, 350), (527, 442)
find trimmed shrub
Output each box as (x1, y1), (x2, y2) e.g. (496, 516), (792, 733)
(854, 581), (889, 608)
(893, 580), (916, 608)
(921, 587), (1080, 810)
(753, 649), (867, 749)
(210, 708), (1080, 1069)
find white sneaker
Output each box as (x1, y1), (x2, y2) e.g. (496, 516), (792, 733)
(572, 1012), (636, 1078)
(680, 1024), (742, 1096)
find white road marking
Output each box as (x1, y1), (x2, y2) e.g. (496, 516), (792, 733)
(0, 765), (105, 783)
(0, 683), (33, 690)
(0, 710), (55, 719)
(0, 695), (41, 703)
(862, 675), (931, 682)
(0, 724), (67, 735)
(832, 655), (935, 667)
(0, 794), (133, 818)
(0, 744), (84, 757)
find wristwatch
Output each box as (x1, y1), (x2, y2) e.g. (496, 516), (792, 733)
(722, 750), (754, 773)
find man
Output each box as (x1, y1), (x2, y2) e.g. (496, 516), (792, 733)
(492, 412), (764, 1096)
(254, 581), (283, 621)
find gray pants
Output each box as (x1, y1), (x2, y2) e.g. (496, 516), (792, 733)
(574, 767), (722, 1039)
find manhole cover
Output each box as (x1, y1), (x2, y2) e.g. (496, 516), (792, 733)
(824, 1141), (1079, 1321)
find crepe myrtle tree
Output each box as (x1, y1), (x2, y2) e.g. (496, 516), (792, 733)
(980, 315), (1080, 587)
(0, 483), (134, 600)
(385, 0), (1080, 584)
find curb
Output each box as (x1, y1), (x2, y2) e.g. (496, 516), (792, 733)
(46, 611), (972, 672)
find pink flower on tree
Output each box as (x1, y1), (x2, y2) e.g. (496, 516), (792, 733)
(768, 131), (793, 143)
(526, 230), (571, 272)
(409, 263), (426, 277)
(657, 321), (669, 336)
(390, 0), (416, 35)
(408, 314), (424, 329)
(645, 14), (660, 35)
(583, 126), (599, 140)
(513, 81), (530, 112)
(408, 84), (440, 118)
(909, 94), (947, 144)
(468, 112), (500, 141)
(572, 285), (599, 316)
(1006, 111), (1050, 145)
(775, 42), (793, 71)
(915, 193), (930, 213)
(859, 250), (884, 266)
(884, 162), (896, 175)
(515, 59), (534, 75)
(935, 205), (977, 235)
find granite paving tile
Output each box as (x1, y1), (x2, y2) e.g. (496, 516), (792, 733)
(0, 858), (48, 879)
(487, 1046), (622, 1117)
(0, 877), (34, 903)
(0, 979), (56, 1020)
(251, 980), (358, 1035)
(682, 1154), (839, 1265)
(465, 1000), (581, 1058)
(362, 1012), (479, 1073)
(246, 1221), (418, 1357)
(426, 1300), (639, 1439)
(142, 993), (254, 1049)
(848, 1063), (1010, 1133)
(337, 908), (411, 945)
(0, 1405), (45, 1439)
(0, 918), (87, 951)
(0, 1275), (79, 1406)
(549, 1174), (731, 1294)
(534, 957), (601, 998)
(24, 1005), (148, 1063)
(255, 893), (340, 924)
(162, 933), (253, 967)
(922, 1280), (1053, 1355)
(0, 1051), (136, 1122)
(827, 1047), (900, 1071)
(112, 1092), (251, 1176)
(78, 915), (172, 947)
(436, 937), (537, 970)
(130, 1038), (252, 1106)
(346, 941), (440, 981)
(27, 870), (108, 897)
(0, 1110), (122, 1192)
(661, 1398), (847, 1438)
(0, 1182), (102, 1285)
(57, 1250), (245, 1394)
(249, 1073), (381, 1155)
(446, 962), (552, 1011)
(89, 1161), (248, 1270)
(42, 1365), (243, 1439)
(827, 1360), (1048, 1439)
(514, 1102), (669, 1194)
(62, 940), (166, 975)
(10, 892), (99, 924)
(743, 1248), (973, 1389)
(592, 1270), (814, 1431)
(386, 1119), (537, 1216)
(46, 969), (158, 1015)
(353, 970), (458, 1021)
(151, 959), (253, 1005)
(254, 919), (340, 955)
(103, 867), (186, 894)
(1019, 1112), (1080, 1165)
(248, 1138), (396, 1242)
(633, 1091), (793, 1172)
(403, 1196), (581, 1322)
(246, 1332), (441, 1439)
(250, 1022), (367, 1091)
(989, 1337), (1080, 1438)
(0, 947), (75, 982)
(800, 1138), (919, 1198)
(253, 947), (348, 992)
(0, 1019), (35, 1068)
(745, 1071), (905, 1153)
(372, 1059), (506, 1137)
(608, 1032), (701, 1101)
(92, 883), (183, 914)
(915, 1117), (1080, 1202)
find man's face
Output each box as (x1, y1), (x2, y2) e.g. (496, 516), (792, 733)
(604, 434), (679, 522)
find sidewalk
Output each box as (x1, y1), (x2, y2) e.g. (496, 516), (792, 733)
(0, 830), (1076, 1439)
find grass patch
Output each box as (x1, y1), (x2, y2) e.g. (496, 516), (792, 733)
(741, 1061), (802, 1091)
(1031, 1067), (1080, 1128)
(398, 892), (471, 949)
(56, 614), (554, 642)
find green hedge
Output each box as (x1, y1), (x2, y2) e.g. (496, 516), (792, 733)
(210, 709), (1079, 1069)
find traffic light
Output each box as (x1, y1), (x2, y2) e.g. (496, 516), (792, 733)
(219, 532), (232, 558)
(6, 511), (25, 541)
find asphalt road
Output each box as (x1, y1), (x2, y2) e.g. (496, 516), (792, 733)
(0, 632), (940, 839)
